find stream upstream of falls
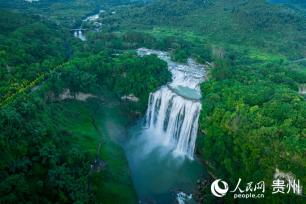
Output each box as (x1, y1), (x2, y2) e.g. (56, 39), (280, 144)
(125, 48), (207, 204)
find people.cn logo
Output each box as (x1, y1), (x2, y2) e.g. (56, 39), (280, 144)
(211, 179), (229, 197)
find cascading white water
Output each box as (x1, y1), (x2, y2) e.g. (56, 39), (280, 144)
(73, 10), (105, 41)
(74, 30), (86, 41)
(137, 48), (206, 159)
(146, 87), (201, 159)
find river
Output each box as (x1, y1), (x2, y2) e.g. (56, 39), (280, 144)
(124, 48), (208, 204)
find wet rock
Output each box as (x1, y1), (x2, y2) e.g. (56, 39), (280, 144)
(91, 157), (107, 172)
(121, 94), (139, 102)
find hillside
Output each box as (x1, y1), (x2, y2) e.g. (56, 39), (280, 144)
(0, 9), (170, 203)
(0, 0), (305, 203)
(105, 0), (306, 60)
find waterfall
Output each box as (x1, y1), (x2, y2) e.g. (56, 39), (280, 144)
(145, 87), (201, 159)
(73, 11), (104, 41)
(138, 48), (206, 160)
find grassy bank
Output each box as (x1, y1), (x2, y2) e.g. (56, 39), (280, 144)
(49, 97), (137, 204)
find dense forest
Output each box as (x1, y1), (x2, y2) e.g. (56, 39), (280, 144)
(0, 0), (305, 203)
(0, 7), (170, 203)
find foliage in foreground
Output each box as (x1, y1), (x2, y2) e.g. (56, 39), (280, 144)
(0, 95), (94, 203)
(198, 59), (306, 201)
(0, 9), (171, 203)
